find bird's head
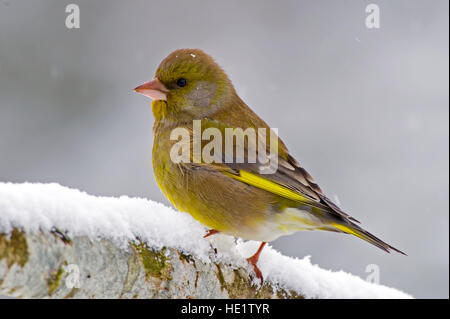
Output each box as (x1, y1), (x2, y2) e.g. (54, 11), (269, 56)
(135, 49), (235, 120)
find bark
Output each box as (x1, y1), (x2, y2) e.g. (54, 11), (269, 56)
(0, 228), (302, 299)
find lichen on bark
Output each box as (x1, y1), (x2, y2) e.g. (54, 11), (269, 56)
(0, 229), (29, 268)
(214, 263), (299, 299)
(131, 242), (172, 281)
(47, 261), (67, 296)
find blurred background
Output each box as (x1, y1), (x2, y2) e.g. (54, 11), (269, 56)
(0, 0), (448, 298)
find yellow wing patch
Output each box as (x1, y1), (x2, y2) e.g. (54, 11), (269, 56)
(331, 222), (365, 240)
(225, 170), (313, 203)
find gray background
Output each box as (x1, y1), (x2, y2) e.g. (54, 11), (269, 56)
(0, 0), (448, 298)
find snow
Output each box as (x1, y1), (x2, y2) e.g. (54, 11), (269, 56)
(0, 182), (412, 299)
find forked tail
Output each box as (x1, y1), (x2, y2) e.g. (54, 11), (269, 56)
(331, 222), (407, 255)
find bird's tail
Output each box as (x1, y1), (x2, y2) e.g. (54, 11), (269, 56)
(330, 221), (407, 255)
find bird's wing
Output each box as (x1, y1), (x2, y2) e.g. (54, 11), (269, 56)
(225, 154), (360, 223)
(185, 118), (359, 223)
(174, 119), (407, 254)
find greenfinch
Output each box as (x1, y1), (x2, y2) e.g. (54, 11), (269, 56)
(134, 49), (405, 281)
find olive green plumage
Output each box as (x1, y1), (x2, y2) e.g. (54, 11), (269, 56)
(143, 48), (405, 255)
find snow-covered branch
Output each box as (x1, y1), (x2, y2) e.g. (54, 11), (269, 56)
(0, 183), (411, 299)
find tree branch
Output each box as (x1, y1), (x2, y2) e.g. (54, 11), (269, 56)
(0, 228), (301, 298)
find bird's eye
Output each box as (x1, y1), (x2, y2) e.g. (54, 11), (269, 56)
(176, 78), (187, 87)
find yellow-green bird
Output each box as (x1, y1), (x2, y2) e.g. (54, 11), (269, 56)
(134, 49), (405, 281)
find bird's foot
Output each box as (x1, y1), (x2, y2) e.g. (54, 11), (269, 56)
(247, 256), (263, 284)
(203, 229), (220, 238)
(246, 242), (267, 285)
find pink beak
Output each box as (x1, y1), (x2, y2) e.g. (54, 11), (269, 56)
(134, 78), (169, 100)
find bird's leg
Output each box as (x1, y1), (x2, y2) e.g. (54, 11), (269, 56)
(203, 229), (220, 238)
(247, 242), (267, 283)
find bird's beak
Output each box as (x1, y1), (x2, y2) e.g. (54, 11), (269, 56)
(134, 78), (169, 101)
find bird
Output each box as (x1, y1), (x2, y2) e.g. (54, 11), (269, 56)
(134, 49), (405, 282)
